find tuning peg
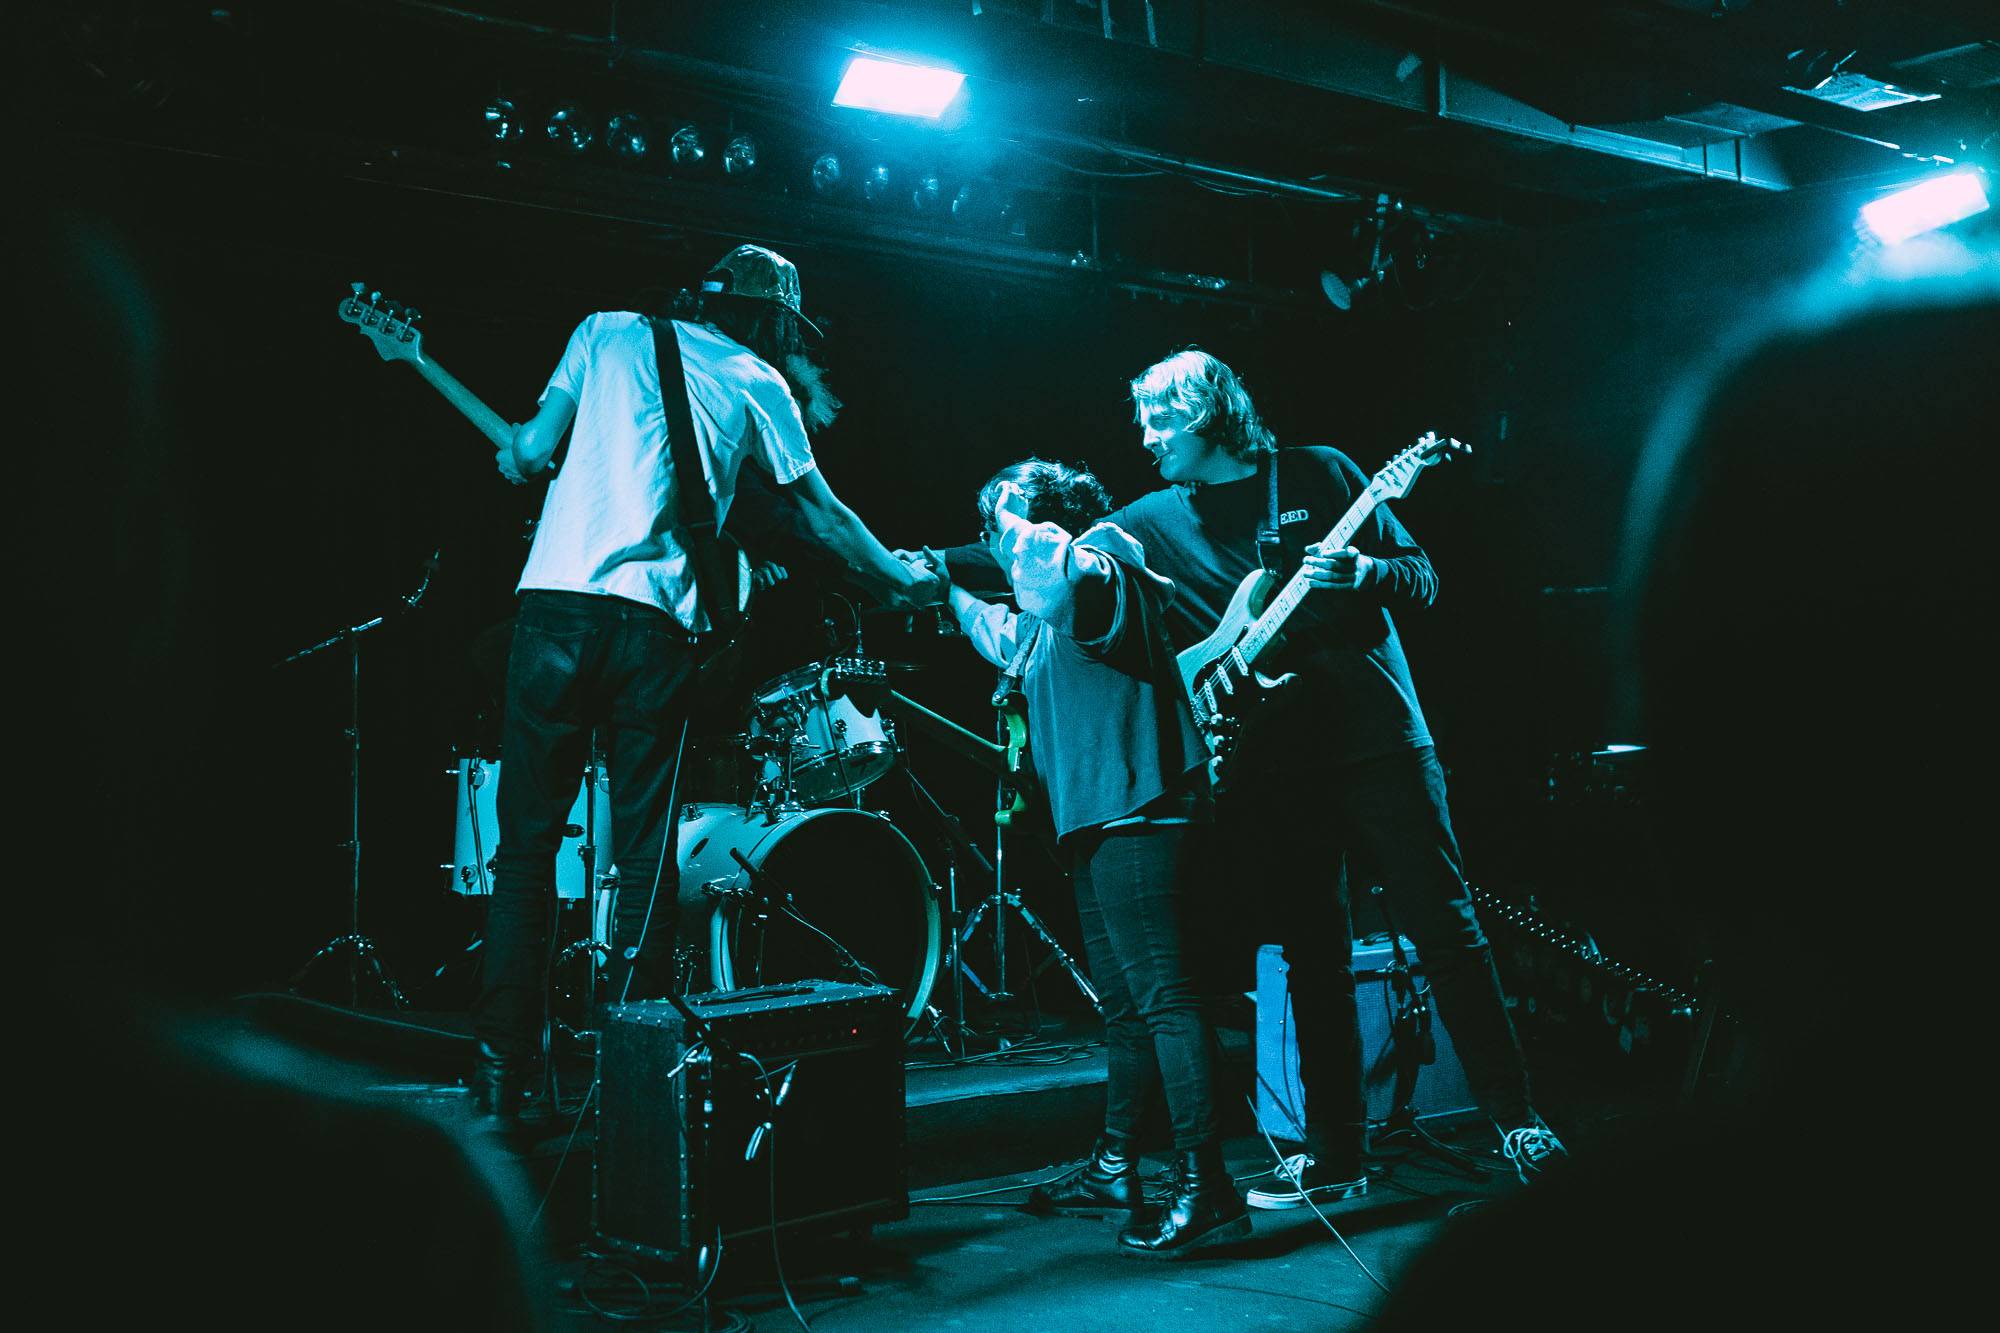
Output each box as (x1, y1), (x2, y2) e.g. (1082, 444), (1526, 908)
(350, 281), (365, 298)
(369, 290), (383, 305)
(406, 308), (422, 324)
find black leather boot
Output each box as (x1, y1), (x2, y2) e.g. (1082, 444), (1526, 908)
(470, 1040), (525, 1120)
(1026, 1136), (1143, 1214)
(1117, 1144), (1251, 1257)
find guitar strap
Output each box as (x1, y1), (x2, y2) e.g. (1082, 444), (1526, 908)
(1256, 448), (1283, 575)
(649, 317), (742, 644)
(990, 620), (1043, 708)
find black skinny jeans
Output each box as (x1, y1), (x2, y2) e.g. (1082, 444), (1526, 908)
(1070, 819), (1219, 1153)
(474, 591), (698, 1060)
(1230, 745), (1531, 1158)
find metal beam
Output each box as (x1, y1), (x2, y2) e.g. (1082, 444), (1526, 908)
(1434, 65), (1791, 190)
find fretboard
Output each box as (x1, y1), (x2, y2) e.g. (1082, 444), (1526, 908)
(1236, 482), (1385, 661)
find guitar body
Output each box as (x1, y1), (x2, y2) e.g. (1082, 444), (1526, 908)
(994, 693), (1032, 828)
(1177, 568), (1278, 705)
(1172, 430), (1471, 777)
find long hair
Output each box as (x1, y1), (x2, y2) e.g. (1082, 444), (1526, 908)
(695, 292), (843, 433)
(977, 458), (1113, 537)
(1128, 347), (1276, 461)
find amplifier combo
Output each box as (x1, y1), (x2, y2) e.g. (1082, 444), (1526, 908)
(1254, 938), (1475, 1136)
(594, 980), (907, 1265)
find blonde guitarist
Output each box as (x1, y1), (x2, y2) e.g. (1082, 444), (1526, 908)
(921, 348), (1565, 1200)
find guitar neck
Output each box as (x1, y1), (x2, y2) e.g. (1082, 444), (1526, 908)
(407, 353), (513, 451)
(1235, 486), (1383, 662)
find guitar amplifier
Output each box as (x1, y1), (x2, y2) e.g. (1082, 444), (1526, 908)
(1253, 939), (1475, 1136)
(594, 981), (907, 1265)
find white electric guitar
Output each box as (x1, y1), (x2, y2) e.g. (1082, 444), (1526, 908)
(1176, 431), (1469, 770)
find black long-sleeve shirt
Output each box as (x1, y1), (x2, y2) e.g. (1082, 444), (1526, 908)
(945, 446), (1436, 767)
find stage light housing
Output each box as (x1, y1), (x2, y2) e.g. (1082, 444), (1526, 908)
(723, 133), (758, 176)
(544, 103), (595, 154)
(1319, 269), (1383, 312)
(912, 169), (943, 212)
(832, 56), (965, 120)
(862, 163), (893, 204)
(670, 124), (706, 167)
(1859, 170), (1991, 245)
(811, 152), (844, 195)
(605, 111), (649, 160)
(482, 97), (524, 143)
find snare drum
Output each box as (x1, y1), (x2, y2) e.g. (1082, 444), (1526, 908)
(747, 660), (899, 804)
(447, 757), (612, 900)
(674, 803), (940, 1031)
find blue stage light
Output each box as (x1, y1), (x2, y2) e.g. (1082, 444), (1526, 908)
(811, 153), (844, 195)
(544, 103), (595, 154)
(832, 56), (965, 119)
(1859, 170), (1990, 245)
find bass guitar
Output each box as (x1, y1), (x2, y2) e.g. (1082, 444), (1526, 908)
(336, 283), (752, 623)
(1176, 431), (1467, 767)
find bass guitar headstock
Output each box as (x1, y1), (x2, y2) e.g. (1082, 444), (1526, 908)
(338, 282), (426, 367)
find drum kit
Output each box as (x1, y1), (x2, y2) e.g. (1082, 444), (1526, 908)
(448, 657), (944, 1034)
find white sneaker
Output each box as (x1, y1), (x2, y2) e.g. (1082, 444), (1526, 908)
(1499, 1119), (1568, 1184)
(1245, 1152), (1370, 1210)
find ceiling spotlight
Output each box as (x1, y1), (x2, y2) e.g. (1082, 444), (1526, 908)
(669, 124), (706, 167)
(811, 152), (843, 195)
(862, 163), (893, 204)
(1859, 169), (1990, 245)
(832, 55), (966, 120)
(605, 111), (649, 160)
(912, 169), (943, 212)
(482, 97), (524, 143)
(544, 103), (595, 154)
(723, 133), (758, 176)
(1321, 193), (1404, 312)
(1319, 268), (1384, 312)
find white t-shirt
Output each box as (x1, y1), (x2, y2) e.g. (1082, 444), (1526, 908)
(517, 314), (818, 630)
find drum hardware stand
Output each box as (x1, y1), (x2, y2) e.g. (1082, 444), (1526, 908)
(277, 549), (438, 1010)
(895, 765), (981, 1053)
(956, 707), (1100, 1016)
(956, 839), (1100, 1015)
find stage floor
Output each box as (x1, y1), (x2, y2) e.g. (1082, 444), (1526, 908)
(233, 991), (1668, 1331)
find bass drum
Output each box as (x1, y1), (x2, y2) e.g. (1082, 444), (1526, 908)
(676, 803), (940, 1032)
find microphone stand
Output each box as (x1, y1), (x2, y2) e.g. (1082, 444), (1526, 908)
(279, 550), (438, 1009)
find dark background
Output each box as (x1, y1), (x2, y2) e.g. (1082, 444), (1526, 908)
(31, 0), (1995, 1013)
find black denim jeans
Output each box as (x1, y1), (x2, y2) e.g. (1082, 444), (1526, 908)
(473, 591), (698, 1060)
(1070, 820), (1219, 1153)
(1227, 744), (1531, 1156)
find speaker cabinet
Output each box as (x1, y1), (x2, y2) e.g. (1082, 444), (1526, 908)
(1254, 938), (1475, 1137)
(595, 981), (906, 1264)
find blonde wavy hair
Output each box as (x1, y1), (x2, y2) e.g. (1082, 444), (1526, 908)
(1128, 347), (1276, 461)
